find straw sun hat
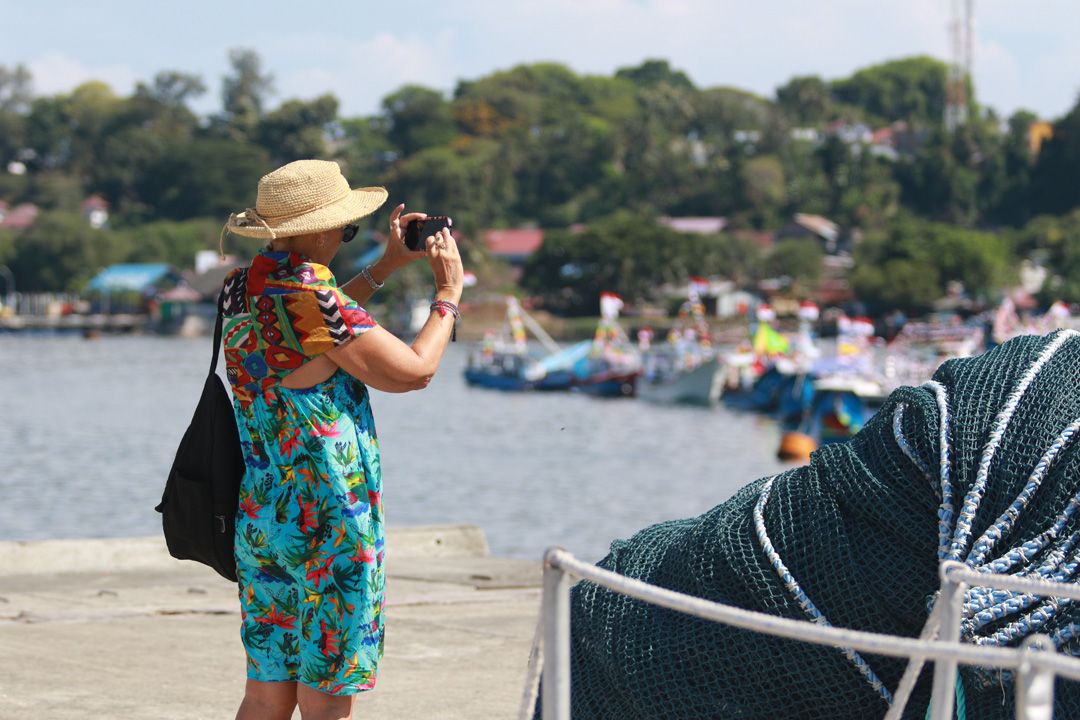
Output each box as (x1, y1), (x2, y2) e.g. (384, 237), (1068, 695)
(224, 159), (388, 242)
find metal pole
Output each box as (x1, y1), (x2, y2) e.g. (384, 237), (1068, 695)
(0, 264), (14, 313)
(930, 561), (968, 720)
(1016, 635), (1055, 720)
(543, 547), (572, 720)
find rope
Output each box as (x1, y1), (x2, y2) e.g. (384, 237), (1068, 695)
(987, 492), (1080, 576)
(955, 674), (967, 720)
(967, 417), (1080, 567)
(947, 330), (1077, 562)
(893, 403), (933, 483)
(924, 380), (954, 561)
(925, 332), (1080, 654)
(754, 476), (894, 705)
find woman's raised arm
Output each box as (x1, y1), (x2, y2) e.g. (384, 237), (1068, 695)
(327, 227), (463, 393)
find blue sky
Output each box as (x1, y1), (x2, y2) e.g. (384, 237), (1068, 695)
(4, 0), (1079, 121)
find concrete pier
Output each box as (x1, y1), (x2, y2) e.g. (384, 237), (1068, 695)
(0, 526), (542, 719)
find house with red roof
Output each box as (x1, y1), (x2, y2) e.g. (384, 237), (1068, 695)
(0, 203), (39, 230)
(483, 228), (544, 265)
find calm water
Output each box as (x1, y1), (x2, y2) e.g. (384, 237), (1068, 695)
(0, 335), (789, 562)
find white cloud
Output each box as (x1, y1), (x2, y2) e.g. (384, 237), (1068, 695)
(276, 30), (460, 115)
(26, 51), (138, 97)
(444, 0), (956, 99)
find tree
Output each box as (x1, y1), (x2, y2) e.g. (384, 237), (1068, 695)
(692, 86), (771, 158)
(88, 75), (207, 213)
(775, 75), (831, 125)
(830, 56), (949, 126)
(983, 110), (1038, 226)
(382, 138), (516, 233)
(7, 212), (130, 292)
(140, 138), (271, 220)
(382, 85), (456, 157)
(521, 212), (730, 314)
(258, 94), (339, 163)
(1013, 210), (1080, 303)
(116, 217), (221, 268)
(0, 63), (33, 112)
(1030, 92), (1080, 217)
(0, 64), (32, 163)
(896, 129), (979, 225)
(764, 238), (823, 295)
(136, 70), (206, 111)
(739, 155), (786, 227)
(617, 81), (699, 215)
(852, 214), (1013, 313)
(337, 116), (396, 184)
(451, 64), (637, 221)
(615, 59), (695, 91)
(221, 48), (274, 135)
(0, 105), (25, 166)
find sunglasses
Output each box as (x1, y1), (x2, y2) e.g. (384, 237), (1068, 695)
(341, 223), (361, 243)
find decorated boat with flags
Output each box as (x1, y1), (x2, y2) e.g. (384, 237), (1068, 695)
(572, 292), (642, 397)
(463, 296), (585, 391)
(638, 281), (725, 406)
(723, 303), (798, 412)
(777, 314), (884, 460)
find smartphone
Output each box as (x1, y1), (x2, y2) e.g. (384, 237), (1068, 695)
(404, 216), (453, 251)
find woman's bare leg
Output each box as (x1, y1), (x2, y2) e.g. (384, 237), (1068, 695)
(236, 679), (298, 720)
(297, 683), (353, 720)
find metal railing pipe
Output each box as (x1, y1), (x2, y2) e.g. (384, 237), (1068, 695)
(543, 547), (572, 720)
(1017, 635), (1056, 720)
(930, 560), (968, 720)
(543, 548), (1080, 683)
(946, 564), (1080, 602)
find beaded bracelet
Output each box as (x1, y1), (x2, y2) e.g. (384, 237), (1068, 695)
(430, 300), (460, 341)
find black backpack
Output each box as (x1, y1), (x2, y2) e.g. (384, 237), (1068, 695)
(155, 291), (244, 582)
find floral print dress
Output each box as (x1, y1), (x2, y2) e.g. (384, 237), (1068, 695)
(222, 251), (384, 695)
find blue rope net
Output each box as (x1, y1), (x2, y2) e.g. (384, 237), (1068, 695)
(540, 332), (1080, 719)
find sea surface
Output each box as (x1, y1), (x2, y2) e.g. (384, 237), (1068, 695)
(0, 334), (790, 562)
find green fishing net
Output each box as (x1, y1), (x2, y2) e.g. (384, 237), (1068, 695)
(540, 332), (1080, 719)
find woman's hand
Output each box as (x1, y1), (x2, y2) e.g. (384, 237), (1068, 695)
(426, 228), (463, 304)
(379, 203), (428, 272)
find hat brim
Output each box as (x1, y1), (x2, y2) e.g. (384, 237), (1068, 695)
(227, 187), (389, 239)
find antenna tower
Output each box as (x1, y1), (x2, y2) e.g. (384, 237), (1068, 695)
(945, 0), (974, 130)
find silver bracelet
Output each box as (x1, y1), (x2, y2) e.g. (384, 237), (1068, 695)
(359, 265), (384, 290)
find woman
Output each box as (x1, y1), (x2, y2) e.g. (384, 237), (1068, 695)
(219, 159), (463, 720)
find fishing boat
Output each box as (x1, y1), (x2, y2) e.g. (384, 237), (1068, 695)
(638, 285), (725, 406)
(723, 304), (799, 412)
(777, 373), (881, 461)
(464, 297), (584, 391)
(572, 292), (642, 397)
(776, 314), (883, 460)
(638, 355), (725, 405)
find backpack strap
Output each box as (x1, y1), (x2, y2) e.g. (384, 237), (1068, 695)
(210, 289), (225, 375)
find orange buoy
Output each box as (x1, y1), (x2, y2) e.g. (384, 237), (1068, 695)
(778, 431), (817, 462)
